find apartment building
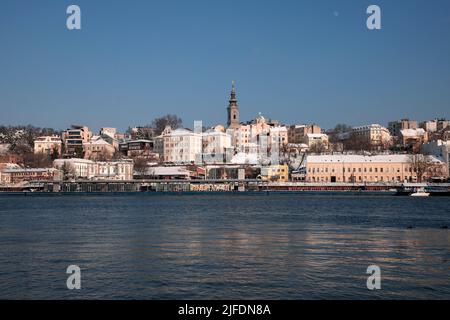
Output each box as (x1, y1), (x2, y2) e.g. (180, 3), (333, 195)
(288, 124), (321, 144)
(33, 136), (62, 155)
(83, 137), (116, 160)
(388, 119), (417, 137)
(351, 124), (391, 147)
(62, 125), (92, 156)
(162, 127), (202, 164)
(201, 126), (232, 164)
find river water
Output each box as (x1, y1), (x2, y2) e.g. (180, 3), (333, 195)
(0, 192), (449, 299)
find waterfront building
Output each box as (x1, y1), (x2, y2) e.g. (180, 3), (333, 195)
(140, 166), (192, 180)
(260, 164), (289, 182)
(62, 125), (92, 157)
(422, 140), (450, 176)
(93, 160), (134, 180)
(305, 154), (447, 183)
(388, 119), (417, 137)
(53, 158), (133, 180)
(33, 136), (62, 156)
(0, 168), (59, 184)
(54, 158), (93, 179)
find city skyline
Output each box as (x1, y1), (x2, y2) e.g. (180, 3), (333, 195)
(1, 0), (450, 132)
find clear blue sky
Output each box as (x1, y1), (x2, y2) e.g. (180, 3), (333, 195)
(1, 0), (449, 132)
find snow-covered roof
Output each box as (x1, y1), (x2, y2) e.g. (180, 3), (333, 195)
(400, 128), (426, 137)
(230, 152), (258, 165)
(307, 133), (327, 138)
(353, 124), (385, 130)
(2, 168), (57, 173)
(270, 126), (287, 132)
(145, 166), (190, 176)
(0, 163), (20, 169)
(83, 138), (111, 145)
(120, 139), (153, 144)
(306, 154), (443, 164)
(54, 158), (94, 165)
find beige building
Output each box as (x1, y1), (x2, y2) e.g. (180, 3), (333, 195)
(0, 168), (59, 184)
(288, 124), (321, 144)
(420, 119), (450, 133)
(260, 164), (289, 182)
(100, 127), (117, 138)
(62, 125), (92, 156)
(399, 128), (428, 151)
(302, 133), (329, 150)
(83, 137), (116, 160)
(34, 136), (62, 156)
(351, 124), (391, 147)
(305, 154), (447, 183)
(231, 114), (270, 147)
(420, 120), (438, 133)
(230, 115), (288, 155)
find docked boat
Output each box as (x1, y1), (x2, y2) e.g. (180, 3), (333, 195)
(409, 187), (430, 197)
(396, 183), (450, 196)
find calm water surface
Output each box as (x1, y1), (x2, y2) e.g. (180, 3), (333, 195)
(0, 193), (449, 299)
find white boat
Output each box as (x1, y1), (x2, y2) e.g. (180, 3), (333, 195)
(410, 187), (430, 197)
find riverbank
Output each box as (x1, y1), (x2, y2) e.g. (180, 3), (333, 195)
(1, 180), (449, 194)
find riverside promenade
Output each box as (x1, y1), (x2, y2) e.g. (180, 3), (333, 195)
(1, 180), (449, 193)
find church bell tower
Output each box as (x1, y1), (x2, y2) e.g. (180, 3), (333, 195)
(227, 81), (240, 129)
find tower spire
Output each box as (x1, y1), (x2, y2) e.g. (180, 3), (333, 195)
(229, 81), (237, 105)
(227, 81), (239, 129)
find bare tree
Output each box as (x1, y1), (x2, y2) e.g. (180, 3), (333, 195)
(134, 157), (150, 179)
(343, 134), (373, 152)
(152, 114), (183, 135)
(61, 162), (76, 181)
(309, 141), (327, 154)
(22, 153), (53, 168)
(408, 154), (444, 182)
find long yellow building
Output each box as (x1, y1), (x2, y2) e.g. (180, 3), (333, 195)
(305, 154), (447, 183)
